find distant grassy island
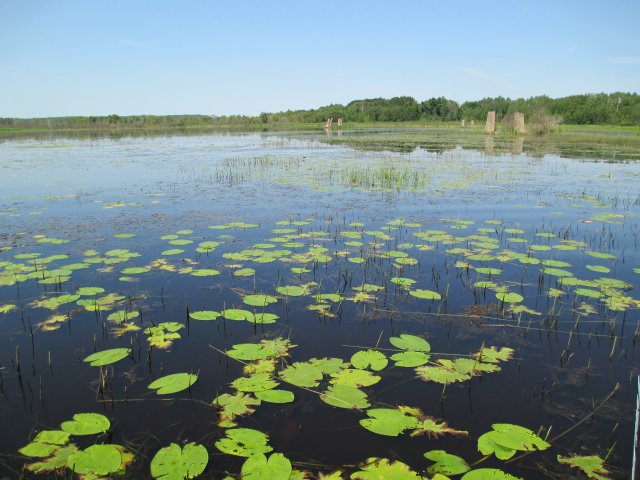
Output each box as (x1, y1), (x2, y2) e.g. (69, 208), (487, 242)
(1, 92), (638, 136)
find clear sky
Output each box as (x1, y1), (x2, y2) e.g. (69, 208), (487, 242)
(1, 0), (639, 118)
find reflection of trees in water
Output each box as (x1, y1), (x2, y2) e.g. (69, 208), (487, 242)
(322, 130), (640, 162)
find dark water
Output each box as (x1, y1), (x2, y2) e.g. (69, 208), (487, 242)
(0, 131), (639, 479)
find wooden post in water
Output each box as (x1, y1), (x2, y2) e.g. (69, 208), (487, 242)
(461, 119), (465, 127)
(485, 111), (496, 133)
(514, 112), (525, 133)
(324, 118), (333, 131)
(337, 117), (343, 127)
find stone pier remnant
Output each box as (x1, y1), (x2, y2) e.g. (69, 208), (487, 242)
(324, 118), (333, 131)
(461, 119), (465, 127)
(485, 111), (496, 133)
(337, 117), (343, 127)
(514, 112), (525, 134)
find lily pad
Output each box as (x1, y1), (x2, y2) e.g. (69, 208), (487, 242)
(478, 423), (550, 460)
(391, 351), (430, 367)
(241, 452), (292, 480)
(409, 289), (441, 300)
(243, 294), (278, 307)
(416, 365), (470, 385)
(359, 408), (419, 436)
(61, 413), (110, 436)
(389, 334), (431, 352)
(67, 444), (122, 476)
(276, 285), (306, 297)
(254, 389), (295, 404)
(215, 428), (272, 457)
(150, 442), (208, 480)
(83, 348), (131, 367)
(350, 349), (388, 371)
(189, 310), (221, 321)
(320, 385), (370, 409)
(232, 373), (279, 393)
(279, 363), (323, 388)
(223, 309), (255, 321)
(424, 450), (470, 476)
(351, 457), (422, 479)
(148, 373), (198, 395)
(461, 469), (522, 480)
(496, 292), (524, 303)
(330, 368), (381, 388)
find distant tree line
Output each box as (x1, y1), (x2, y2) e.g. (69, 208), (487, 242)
(1, 92), (638, 131)
(0, 114), (263, 131)
(267, 92), (640, 126)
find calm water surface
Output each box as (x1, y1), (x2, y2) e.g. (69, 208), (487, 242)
(0, 131), (639, 479)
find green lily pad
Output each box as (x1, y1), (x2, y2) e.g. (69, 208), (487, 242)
(254, 389), (295, 404)
(148, 373), (198, 395)
(215, 428), (272, 457)
(243, 294), (278, 307)
(359, 408), (419, 436)
(496, 292), (524, 303)
(83, 348), (131, 367)
(189, 310), (221, 321)
(330, 368), (381, 388)
(584, 251), (616, 260)
(162, 249), (185, 256)
(61, 413), (110, 436)
(191, 269), (220, 277)
(232, 373), (278, 393)
(223, 309), (255, 321)
(279, 363), (323, 388)
(391, 351), (430, 367)
(25, 445), (78, 474)
(350, 349), (388, 371)
(150, 442), (208, 480)
(415, 365), (470, 385)
(76, 287), (105, 296)
(19, 442), (59, 458)
(308, 357), (349, 374)
(241, 452), (292, 480)
(461, 469), (522, 480)
(424, 450), (470, 476)
(409, 289), (441, 300)
(351, 457), (422, 479)
(478, 423), (550, 460)
(67, 444), (122, 476)
(276, 285), (306, 297)
(234, 268), (256, 277)
(320, 385), (370, 409)
(389, 334), (431, 352)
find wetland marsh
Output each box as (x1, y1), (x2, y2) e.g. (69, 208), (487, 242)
(0, 130), (639, 479)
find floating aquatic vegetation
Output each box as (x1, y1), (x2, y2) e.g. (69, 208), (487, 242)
(477, 423), (550, 460)
(241, 452), (291, 480)
(148, 373), (198, 395)
(145, 322), (184, 349)
(215, 428), (272, 457)
(150, 442), (208, 480)
(83, 348), (130, 367)
(61, 413), (110, 436)
(557, 454), (611, 479)
(424, 450), (470, 476)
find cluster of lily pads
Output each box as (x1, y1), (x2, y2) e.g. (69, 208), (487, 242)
(16, 331), (613, 479)
(3, 213), (635, 479)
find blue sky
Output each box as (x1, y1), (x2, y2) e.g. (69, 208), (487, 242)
(1, 0), (638, 117)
